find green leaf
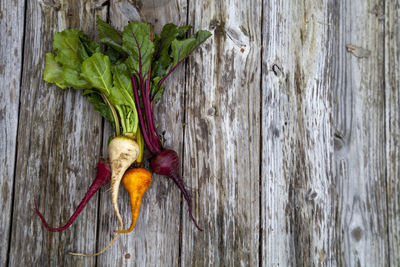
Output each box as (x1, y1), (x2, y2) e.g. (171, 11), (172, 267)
(62, 67), (91, 89)
(81, 53), (138, 136)
(152, 24), (192, 78)
(97, 17), (122, 42)
(122, 21), (154, 79)
(53, 29), (84, 68)
(43, 53), (68, 89)
(151, 84), (165, 104)
(113, 63), (132, 92)
(105, 48), (121, 64)
(158, 24), (192, 56)
(152, 29), (211, 90)
(194, 30), (213, 46)
(83, 89), (96, 95)
(149, 77), (163, 102)
(87, 93), (114, 125)
(79, 34), (101, 59)
(47, 29), (100, 90)
(170, 30), (211, 68)
(81, 53), (113, 96)
(110, 63), (135, 106)
(96, 16), (127, 56)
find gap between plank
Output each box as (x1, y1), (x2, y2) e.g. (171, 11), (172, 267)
(94, 117), (105, 267)
(95, 4), (111, 266)
(258, 1), (264, 266)
(6, 1), (28, 266)
(382, 0), (391, 265)
(179, 1), (191, 266)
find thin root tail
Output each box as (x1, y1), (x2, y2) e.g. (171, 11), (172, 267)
(68, 233), (121, 257)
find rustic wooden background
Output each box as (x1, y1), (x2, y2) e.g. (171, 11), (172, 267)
(1, 0), (399, 266)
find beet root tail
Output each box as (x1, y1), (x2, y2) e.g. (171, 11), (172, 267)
(34, 159), (111, 232)
(150, 150), (203, 231)
(169, 172), (203, 231)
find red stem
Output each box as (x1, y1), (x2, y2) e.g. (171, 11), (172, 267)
(143, 67), (160, 153)
(132, 76), (156, 153)
(130, 24), (160, 153)
(145, 72), (161, 152)
(147, 24), (161, 151)
(157, 53), (187, 87)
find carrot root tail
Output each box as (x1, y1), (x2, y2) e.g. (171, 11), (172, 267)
(69, 233), (121, 257)
(114, 195), (142, 234)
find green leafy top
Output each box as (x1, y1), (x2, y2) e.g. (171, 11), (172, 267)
(43, 29), (139, 137)
(43, 18), (211, 138)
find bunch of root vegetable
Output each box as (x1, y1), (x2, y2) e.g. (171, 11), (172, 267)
(35, 17), (211, 256)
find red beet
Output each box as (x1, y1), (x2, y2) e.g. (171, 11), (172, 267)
(150, 150), (202, 231)
(130, 26), (204, 231)
(35, 158), (111, 232)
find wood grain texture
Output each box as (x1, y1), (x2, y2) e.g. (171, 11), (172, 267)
(1, 0), (398, 266)
(95, 0), (188, 266)
(331, 1), (388, 266)
(262, 0), (391, 266)
(0, 0), (25, 265)
(385, 0), (400, 266)
(182, 0), (261, 266)
(7, 1), (107, 266)
(262, 1), (336, 266)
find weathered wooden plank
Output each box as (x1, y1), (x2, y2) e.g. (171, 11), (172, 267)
(182, 1), (261, 266)
(262, 1), (336, 265)
(332, 1), (388, 266)
(8, 1), (107, 266)
(0, 0), (25, 265)
(1, 0), (394, 266)
(385, 1), (400, 266)
(95, 0), (187, 265)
